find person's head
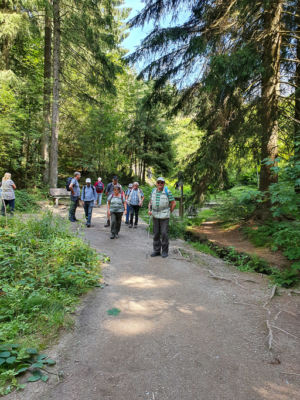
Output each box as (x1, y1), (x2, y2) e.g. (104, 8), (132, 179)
(74, 171), (81, 181)
(112, 175), (118, 184)
(156, 177), (165, 191)
(128, 183), (133, 189)
(133, 181), (139, 190)
(113, 185), (121, 195)
(86, 178), (91, 187)
(2, 173), (11, 182)
(98, 177), (102, 181)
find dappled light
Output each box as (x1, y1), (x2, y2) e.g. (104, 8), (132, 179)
(253, 382), (300, 400)
(120, 275), (179, 289)
(105, 318), (155, 336)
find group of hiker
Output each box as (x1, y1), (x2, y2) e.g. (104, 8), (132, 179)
(68, 173), (176, 258)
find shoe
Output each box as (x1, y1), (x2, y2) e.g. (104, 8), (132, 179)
(134, 225), (137, 228)
(86, 224), (91, 228)
(129, 224), (133, 228)
(69, 219), (76, 222)
(110, 234), (115, 239)
(125, 221), (129, 225)
(104, 221), (110, 227)
(151, 252), (161, 257)
(115, 234), (119, 239)
(161, 252), (168, 258)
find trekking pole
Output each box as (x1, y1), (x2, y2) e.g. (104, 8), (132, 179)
(146, 214), (152, 259)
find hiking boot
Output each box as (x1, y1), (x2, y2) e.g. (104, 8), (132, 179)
(134, 225), (138, 228)
(104, 220), (110, 227)
(115, 234), (119, 239)
(129, 224), (133, 228)
(161, 252), (168, 258)
(151, 251), (161, 257)
(86, 224), (91, 228)
(110, 234), (115, 239)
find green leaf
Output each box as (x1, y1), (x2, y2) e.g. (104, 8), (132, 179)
(0, 358), (5, 366)
(26, 348), (38, 355)
(0, 351), (10, 358)
(37, 354), (47, 361)
(27, 375), (41, 382)
(41, 374), (49, 382)
(107, 308), (121, 316)
(31, 362), (44, 369)
(44, 358), (56, 365)
(6, 356), (16, 364)
(15, 367), (28, 375)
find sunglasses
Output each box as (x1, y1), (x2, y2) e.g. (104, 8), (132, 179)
(157, 181), (164, 184)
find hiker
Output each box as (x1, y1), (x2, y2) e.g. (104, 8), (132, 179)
(107, 185), (126, 239)
(104, 176), (122, 227)
(81, 178), (97, 227)
(69, 171), (81, 222)
(125, 183), (133, 224)
(127, 181), (144, 228)
(94, 177), (104, 206)
(148, 177), (176, 258)
(1, 173), (16, 216)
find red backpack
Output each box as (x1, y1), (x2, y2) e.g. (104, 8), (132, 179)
(96, 181), (104, 193)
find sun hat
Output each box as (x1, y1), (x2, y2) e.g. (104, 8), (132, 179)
(156, 177), (165, 182)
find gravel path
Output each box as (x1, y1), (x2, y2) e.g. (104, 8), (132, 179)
(7, 206), (300, 400)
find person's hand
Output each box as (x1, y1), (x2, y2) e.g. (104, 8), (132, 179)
(139, 202), (143, 207)
(124, 210), (127, 215)
(148, 210), (152, 216)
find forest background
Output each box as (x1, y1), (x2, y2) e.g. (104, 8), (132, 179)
(0, 0), (299, 265)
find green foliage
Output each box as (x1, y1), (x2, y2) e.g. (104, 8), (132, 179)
(0, 212), (102, 393)
(271, 263), (300, 288)
(188, 241), (218, 257)
(14, 190), (39, 213)
(0, 344), (55, 395)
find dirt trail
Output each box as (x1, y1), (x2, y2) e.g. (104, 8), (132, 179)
(7, 206), (300, 400)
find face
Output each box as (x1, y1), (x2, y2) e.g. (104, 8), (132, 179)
(113, 188), (119, 195)
(86, 182), (91, 186)
(156, 180), (165, 190)
(76, 174), (81, 180)
(133, 183), (138, 190)
(113, 179), (118, 185)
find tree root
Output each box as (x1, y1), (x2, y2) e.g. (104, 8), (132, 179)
(266, 320), (274, 350)
(263, 284), (277, 308)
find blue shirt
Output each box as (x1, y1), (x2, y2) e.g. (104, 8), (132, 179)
(81, 185), (96, 202)
(129, 188), (144, 205)
(71, 178), (80, 197)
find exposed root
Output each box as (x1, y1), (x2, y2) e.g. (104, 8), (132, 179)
(280, 372), (300, 376)
(208, 270), (233, 282)
(266, 320), (274, 351)
(263, 285), (277, 308)
(270, 324), (300, 340)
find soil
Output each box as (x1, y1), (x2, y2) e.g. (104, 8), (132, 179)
(189, 221), (290, 268)
(7, 205), (300, 400)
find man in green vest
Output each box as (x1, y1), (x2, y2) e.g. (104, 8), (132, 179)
(148, 177), (176, 258)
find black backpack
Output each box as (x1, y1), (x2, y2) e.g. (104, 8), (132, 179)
(66, 177), (72, 191)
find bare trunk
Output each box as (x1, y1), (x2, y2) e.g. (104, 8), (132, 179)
(295, 1), (300, 194)
(259, 0), (282, 192)
(41, 3), (52, 185)
(142, 160), (146, 183)
(49, 0), (60, 188)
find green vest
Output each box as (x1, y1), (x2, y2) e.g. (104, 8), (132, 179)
(151, 188), (171, 219)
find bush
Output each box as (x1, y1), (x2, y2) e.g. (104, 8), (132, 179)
(14, 190), (39, 213)
(0, 212), (102, 393)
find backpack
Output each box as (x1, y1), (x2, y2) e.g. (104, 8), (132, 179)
(66, 177), (73, 191)
(83, 185), (95, 200)
(96, 181), (104, 193)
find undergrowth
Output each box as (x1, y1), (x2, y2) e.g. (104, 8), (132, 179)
(0, 212), (102, 395)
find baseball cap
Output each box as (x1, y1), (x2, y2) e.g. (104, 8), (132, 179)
(112, 175), (118, 180)
(156, 177), (165, 182)
(86, 178), (91, 183)
(128, 183), (133, 188)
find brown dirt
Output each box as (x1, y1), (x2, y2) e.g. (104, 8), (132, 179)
(189, 221), (290, 268)
(6, 205), (300, 400)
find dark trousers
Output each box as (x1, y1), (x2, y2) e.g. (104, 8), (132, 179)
(83, 201), (93, 225)
(111, 212), (123, 235)
(1, 199), (15, 215)
(153, 217), (169, 254)
(130, 205), (140, 225)
(126, 204), (132, 223)
(69, 196), (79, 221)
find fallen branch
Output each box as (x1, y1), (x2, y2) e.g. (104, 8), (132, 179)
(290, 290), (300, 295)
(279, 372), (300, 376)
(263, 285), (277, 308)
(233, 301), (258, 307)
(270, 324), (299, 340)
(266, 320), (273, 350)
(208, 270), (232, 282)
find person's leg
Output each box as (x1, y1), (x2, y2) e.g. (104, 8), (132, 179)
(134, 205), (139, 226)
(115, 212), (122, 236)
(126, 204), (130, 224)
(152, 217), (161, 255)
(87, 202), (93, 226)
(83, 202), (89, 222)
(1, 200), (6, 216)
(9, 199), (15, 215)
(69, 196), (77, 221)
(110, 212), (117, 237)
(98, 193), (102, 206)
(74, 197), (79, 220)
(129, 206), (134, 226)
(161, 218), (170, 257)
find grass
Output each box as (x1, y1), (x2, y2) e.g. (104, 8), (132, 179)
(0, 212), (103, 395)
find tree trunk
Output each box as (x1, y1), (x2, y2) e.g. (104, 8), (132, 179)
(295, 0), (300, 194)
(41, 3), (52, 185)
(259, 0), (282, 192)
(49, 0), (60, 188)
(142, 160), (146, 183)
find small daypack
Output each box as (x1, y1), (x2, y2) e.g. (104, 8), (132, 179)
(96, 181), (104, 193)
(66, 177), (73, 191)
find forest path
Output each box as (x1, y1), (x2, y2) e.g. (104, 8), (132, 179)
(8, 206), (300, 400)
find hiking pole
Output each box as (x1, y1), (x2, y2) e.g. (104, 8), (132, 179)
(146, 214), (152, 259)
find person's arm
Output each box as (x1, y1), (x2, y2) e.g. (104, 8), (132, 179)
(170, 200), (176, 213)
(12, 181), (16, 190)
(81, 189), (84, 202)
(105, 183), (110, 196)
(69, 179), (75, 196)
(139, 190), (144, 207)
(107, 198), (111, 216)
(148, 200), (152, 215)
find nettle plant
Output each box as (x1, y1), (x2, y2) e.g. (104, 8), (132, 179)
(0, 343), (56, 395)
